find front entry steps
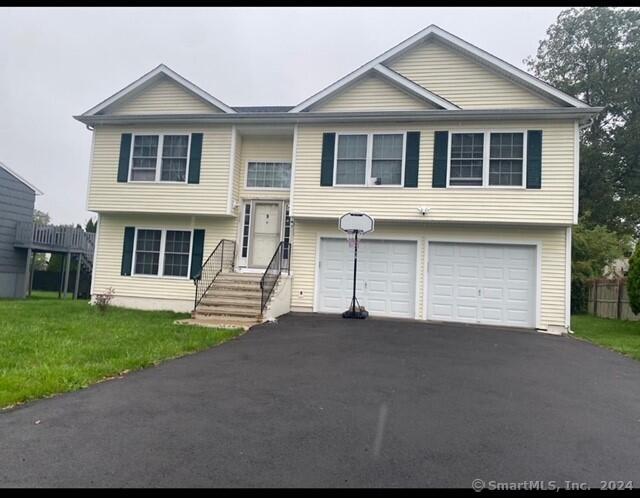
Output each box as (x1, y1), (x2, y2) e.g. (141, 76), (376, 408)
(190, 272), (265, 329)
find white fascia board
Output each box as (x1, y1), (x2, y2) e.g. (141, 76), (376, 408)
(0, 161), (43, 195)
(290, 24), (590, 113)
(372, 65), (459, 110)
(81, 64), (236, 116)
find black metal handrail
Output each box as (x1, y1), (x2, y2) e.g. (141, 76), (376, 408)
(192, 239), (236, 310)
(260, 241), (291, 314)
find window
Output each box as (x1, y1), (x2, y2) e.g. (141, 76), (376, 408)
(133, 228), (192, 277)
(134, 229), (161, 275)
(131, 136), (159, 181)
(241, 203), (251, 258)
(447, 131), (527, 187)
(336, 134), (368, 185)
(163, 230), (191, 277)
(161, 135), (189, 182)
(372, 134), (403, 185)
(449, 133), (484, 186)
(129, 134), (190, 183)
(489, 133), (524, 186)
(246, 162), (291, 188)
(335, 132), (404, 186)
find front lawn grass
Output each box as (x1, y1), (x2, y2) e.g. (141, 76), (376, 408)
(571, 314), (640, 361)
(0, 295), (242, 409)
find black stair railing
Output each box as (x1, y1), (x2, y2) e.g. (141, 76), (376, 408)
(260, 241), (291, 314)
(192, 239), (236, 310)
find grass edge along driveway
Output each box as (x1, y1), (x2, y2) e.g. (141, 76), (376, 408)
(0, 294), (242, 410)
(571, 314), (640, 361)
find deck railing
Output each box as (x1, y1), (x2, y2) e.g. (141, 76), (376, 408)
(15, 222), (96, 256)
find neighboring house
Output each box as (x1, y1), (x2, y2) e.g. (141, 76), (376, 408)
(0, 161), (42, 298)
(75, 25), (601, 334)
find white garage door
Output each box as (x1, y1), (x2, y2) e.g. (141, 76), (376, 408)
(317, 238), (417, 318)
(427, 242), (536, 328)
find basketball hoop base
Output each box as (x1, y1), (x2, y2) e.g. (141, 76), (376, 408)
(342, 308), (369, 319)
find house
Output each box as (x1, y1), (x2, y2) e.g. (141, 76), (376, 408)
(74, 25), (601, 334)
(0, 161), (42, 298)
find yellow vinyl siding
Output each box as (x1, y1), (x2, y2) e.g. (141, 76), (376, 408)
(310, 75), (435, 112)
(92, 213), (237, 304)
(292, 120), (576, 225)
(237, 135), (293, 201)
(290, 220), (567, 328)
(88, 125), (233, 215)
(388, 40), (556, 109)
(108, 77), (223, 115)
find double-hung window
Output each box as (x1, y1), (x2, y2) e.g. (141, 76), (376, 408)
(448, 131), (526, 187)
(335, 132), (405, 186)
(129, 134), (190, 183)
(246, 162), (291, 188)
(133, 228), (192, 278)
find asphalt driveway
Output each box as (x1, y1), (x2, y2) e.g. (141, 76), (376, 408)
(1, 313), (640, 488)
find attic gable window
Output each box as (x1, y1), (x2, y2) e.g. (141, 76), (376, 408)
(129, 134), (190, 183)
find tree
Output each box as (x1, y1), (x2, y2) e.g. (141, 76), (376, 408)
(628, 243), (640, 314)
(85, 218), (97, 233)
(33, 209), (50, 225)
(570, 220), (632, 312)
(526, 7), (640, 237)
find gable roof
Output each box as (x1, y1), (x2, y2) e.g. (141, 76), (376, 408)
(0, 161), (43, 195)
(305, 65), (460, 111)
(81, 64), (236, 116)
(289, 25), (589, 112)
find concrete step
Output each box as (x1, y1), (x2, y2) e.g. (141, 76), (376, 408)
(196, 304), (261, 319)
(211, 282), (262, 292)
(200, 296), (262, 308)
(205, 284), (262, 299)
(186, 315), (262, 330)
(218, 272), (263, 281)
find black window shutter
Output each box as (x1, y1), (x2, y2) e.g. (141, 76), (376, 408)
(188, 133), (203, 184)
(432, 131), (449, 188)
(190, 229), (205, 279)
(320, 132), (336, 186)
(120, 226), (135, 276)
(404, 131), (421, 187)
(526, 130), (543, 189)
(117, 134), (132, 183)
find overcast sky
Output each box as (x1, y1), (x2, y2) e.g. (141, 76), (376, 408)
(0, 6), (565, 225)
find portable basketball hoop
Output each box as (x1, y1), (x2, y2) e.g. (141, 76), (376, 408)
(338, 212), (375, 319)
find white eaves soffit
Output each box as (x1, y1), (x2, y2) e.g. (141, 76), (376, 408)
(290, 25), (590, 113)
(81, 64), (236, 116)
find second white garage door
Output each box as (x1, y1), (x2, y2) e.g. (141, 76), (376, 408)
(317, 238), (417, 318)
(427, 242), (536, 328)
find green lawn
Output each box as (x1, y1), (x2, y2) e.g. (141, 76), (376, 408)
(0, 294), (242, 409)
(571, 314), (640, 361)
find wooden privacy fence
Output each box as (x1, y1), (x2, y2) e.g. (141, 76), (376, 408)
(587, 278), (639, 321)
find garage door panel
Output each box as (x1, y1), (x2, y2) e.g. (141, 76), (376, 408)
(428, 242), (535, 328)
(318, 238), (417, 318)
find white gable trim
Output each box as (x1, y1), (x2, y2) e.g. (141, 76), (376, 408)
(0, 161), (43, 195)
(289, 25), (589, 112)
(372, 65), (459, 110)
(82, 64), (236, 116)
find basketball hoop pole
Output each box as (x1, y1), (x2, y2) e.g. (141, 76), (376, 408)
(343, 230), (368, 319)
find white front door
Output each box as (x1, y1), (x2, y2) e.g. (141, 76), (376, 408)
(317, 238), (417, 318)
(427, 242), (536, 328)
(249, 202), (282, 268)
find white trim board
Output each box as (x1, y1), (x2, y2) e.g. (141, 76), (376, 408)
(290, 25), (589, 113)
(0, 161), (43, 195)
(82, 64), (236, 116)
